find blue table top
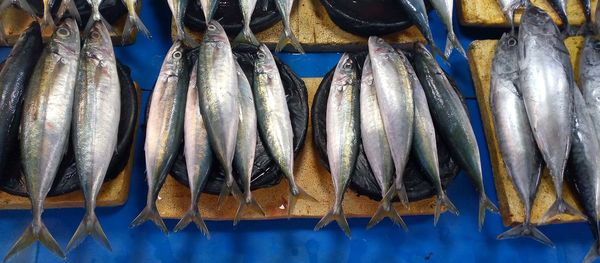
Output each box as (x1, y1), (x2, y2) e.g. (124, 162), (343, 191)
(0, 2), (593, 262)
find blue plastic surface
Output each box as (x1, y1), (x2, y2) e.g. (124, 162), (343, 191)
(0, 1), (594, 262)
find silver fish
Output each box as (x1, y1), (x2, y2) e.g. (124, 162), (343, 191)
(67, 21), (120, 252)
(495, 0), (522, 29)
(547, 0), (569, 29)
(41, 0), (55, 29)
(429, 0), (467, 58)
(130, 40), (188, 233)
(579, 36), (600, 141)
(360, 56), (406, 230)
(197, 21), (243, 205)
(254, 44), (314, 215)
(168, 0), (189, 41)
(314, 53), (360, 237)
(518, 6), (581, 222)
(199, 0), (218, 23)
(274, 0), (304, 53)
(57, 0), (81, 23)
(368, 37), (414, 207)
(491, 34), (551, 246)
(395, 0), (444, 59)
(172, 61), (212, 237)
(233, 0), (260, 46)
(121, 0), (151, 43)
(5, 19), (80, 261)
(85, 0), (113, 34)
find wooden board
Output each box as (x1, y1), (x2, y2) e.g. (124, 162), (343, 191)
(459, 0), (597, 27)
(0, 1), (143, 46)
(157, 78), (445, 220)
(468, 38), (587, 226)
(173, 0), (424, 52)
(0, 83), (141, 209)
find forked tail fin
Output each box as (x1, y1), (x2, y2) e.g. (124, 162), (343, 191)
(129, 204), (168, 234)
(497, 223), (554, 247)
(57, 0), (81, 23)
(41, 7), (55, 30)
(367, 189), (407, 230)
(434, 192), (459, 226)
(287, 185), (317, 217)
(217, 179), (243, 209)
(314, 207), (351, 238)
(4, 221), (65, 262)
(540, 198), (585, 224)
(444, 31), (467, 59)
(275, 27), (304, 54)
(122, 13), (152, 44)
(478, 194), (499, 231)
(233, 26), (260, 47)
(234, 195), (266, 225)
(173, 208), (210, 238)
(66, 212), (111, 252)
(396, 181), (409, 208)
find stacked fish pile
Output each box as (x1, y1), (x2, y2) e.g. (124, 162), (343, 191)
(135, 20), (312, 236)
(169, 0), (304, 53)
(489, 3), (600, 262)
(313, 37), (498, 237)
(495, 0), (597, 32)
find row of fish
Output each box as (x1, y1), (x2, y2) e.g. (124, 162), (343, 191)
(169, 0), (304, 53)
(490, 4), (600, 262)
(316, 37), (498, 237)
(0, 19), (123, 261)
(134, 20), (313, 236)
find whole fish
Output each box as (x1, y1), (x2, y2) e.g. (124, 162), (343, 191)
(314, 53), (360, 238)
(579, 36), (600, 140)
(491, 34), (551, 246)
(361, 56), (406, 230)
(254, 44), (315, 214)
(274, 0), (304, 53)
(413, 42), (498, 231)
(233, 0), (260, 46)
(547, 0), (570, 30)
(4, 19), (80, 261)
(0, 23), (42, 174)
(408, 50), (459, 225)
(368, 37), (414, 207)
(67, 21), (120, 252)
(495, 0), (522, 29)
(199, 0), (218, 23)
(568, 88), (600, 263)
(168, 0), (189, 42)
(429, 0), (466, 58)
(197, 21), (242, 205)
(395, 0), (444, 59)
(130, 40), (188, 233)
(173, 61), (212, 237)
(121, 0), (151, 43)
(233, 60), (264, 224)
(518, 5), (580, 222)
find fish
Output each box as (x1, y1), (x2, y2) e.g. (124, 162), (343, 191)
(547, 0), (570, 30)
(0, 23), (43, 175)
(0, 0), (37, 18)
(130, 40), (188, 234)
(4, 19), (80, 261)
(85, 0), (113, 34)
(199, 0), (218, 23)
(368, 37), (414, 207)
(253, 44), (315, 214)
(518, 5), (581, 222)
(233, 0), (260, 46)
(580, 0), (592, 25)
(197, 21), (242, 206)
(568, 88), (600, 263)
(121, 0), (151, 44)
(314, 53), (360, 237)
(274, 0), (304, 53)
(579, 36), (600, 140)
(495, 0), (523, 29)
(41, 0), (55, 29)
(233, 60), (265, 224)
(173, 61), (212, 237)
(407, 49), (459, 225)
(491, 33), (552, 246)
(57, 0), (81, 22)
(67, 21), (120, 252)
(360, 56), (407, 230)
(413, 42), (498, 231)
(395, 0), (444, 59)
(429, 0), (467, 58)
(167, 0), (189, 42)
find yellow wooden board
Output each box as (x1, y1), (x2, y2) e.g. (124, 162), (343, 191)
(0, 1), (143, 46)
(0, 83), (141, 209)
(157, 78), (447, 220)
(468, 38), (587, 226)
(173, 0), (424, 51)
(459, 0), (596, 27)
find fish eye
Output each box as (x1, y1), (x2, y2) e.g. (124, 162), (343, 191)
(343, 62), (352, 70)
(173, 51), (182, 59)
(594, 42), (600, 51)
(57, 28), (70, 37)
(507, 38), (517, 47)
(377, 38), (384, 44)
(207, 25), (216, 31)
(91, 31), (100, 39)
(257, 52), (265, 59)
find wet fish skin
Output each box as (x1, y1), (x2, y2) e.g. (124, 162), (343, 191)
(199, 0), (219, 23)
(0, 23), (42, 174)
(580, 0), (591, 24)
(57, 0), (81, 23)
(274, 0), (304, 53)
(413, 42), (498, 231)
(314, 53), (360, 238)
(491, 34), (551, 246)
(395, 0), (444, 59)
(233, 0), (260, 46)
(429, 0), (467, 58)
(5, 19), (80, 262)
(168, 0), (189, 41)
(130, 40), (188, 234)
(547, 0), (569, 29)
(173, 61), (212, 236)
(518, 5), (581, 222)
(41, 0), (55, 29)
(579, 36), (600, 139)
(121, 0), (151, 43)
(368, 37), (414, 207)
(495, 0), (522, 28)
(198, 21), (242, 206)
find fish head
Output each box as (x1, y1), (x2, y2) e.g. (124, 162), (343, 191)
(83, 21), (114, 61)
(255, 44), (277, 76)
(493, 33), (519, 75)
(49, 18), (80, 58)
(162, 40), (187, 78)
(368, 36), (396, 60)
(203, 20), (229, 44)
(520, 5), (558, 36)
(332, 53), (357, 88)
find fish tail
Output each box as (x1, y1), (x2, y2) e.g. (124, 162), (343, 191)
(276, 26), (304, 54)
(84, 11), (114, 36)
(129, 204), (168, 234)
(444, 31), (467, 60)
(234, 195), (266, 226)
(314, 207), (351, 238)
(41, 6), (55, 30)
(367, 189), (407, 230)
(287, 185), (317, 217)
(4, 220), (65, 262)
(395, 182), (409, 208)
(57, 0), (81, 23)
(434, 192), (459, 226)
(429, 43), (449, 65)
(217, 177), (243, 210)
(122, 12), (152, 44)
(497, 223), (554, 247)
(173, 208), (210, 238)
(478, 194), (499, 231)
(233, 25), (260, 47)
(541, 198), (585, 224)
(66, 212), (111, 252)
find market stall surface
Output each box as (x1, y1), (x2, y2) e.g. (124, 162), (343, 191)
(0, 2), (591, 262)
